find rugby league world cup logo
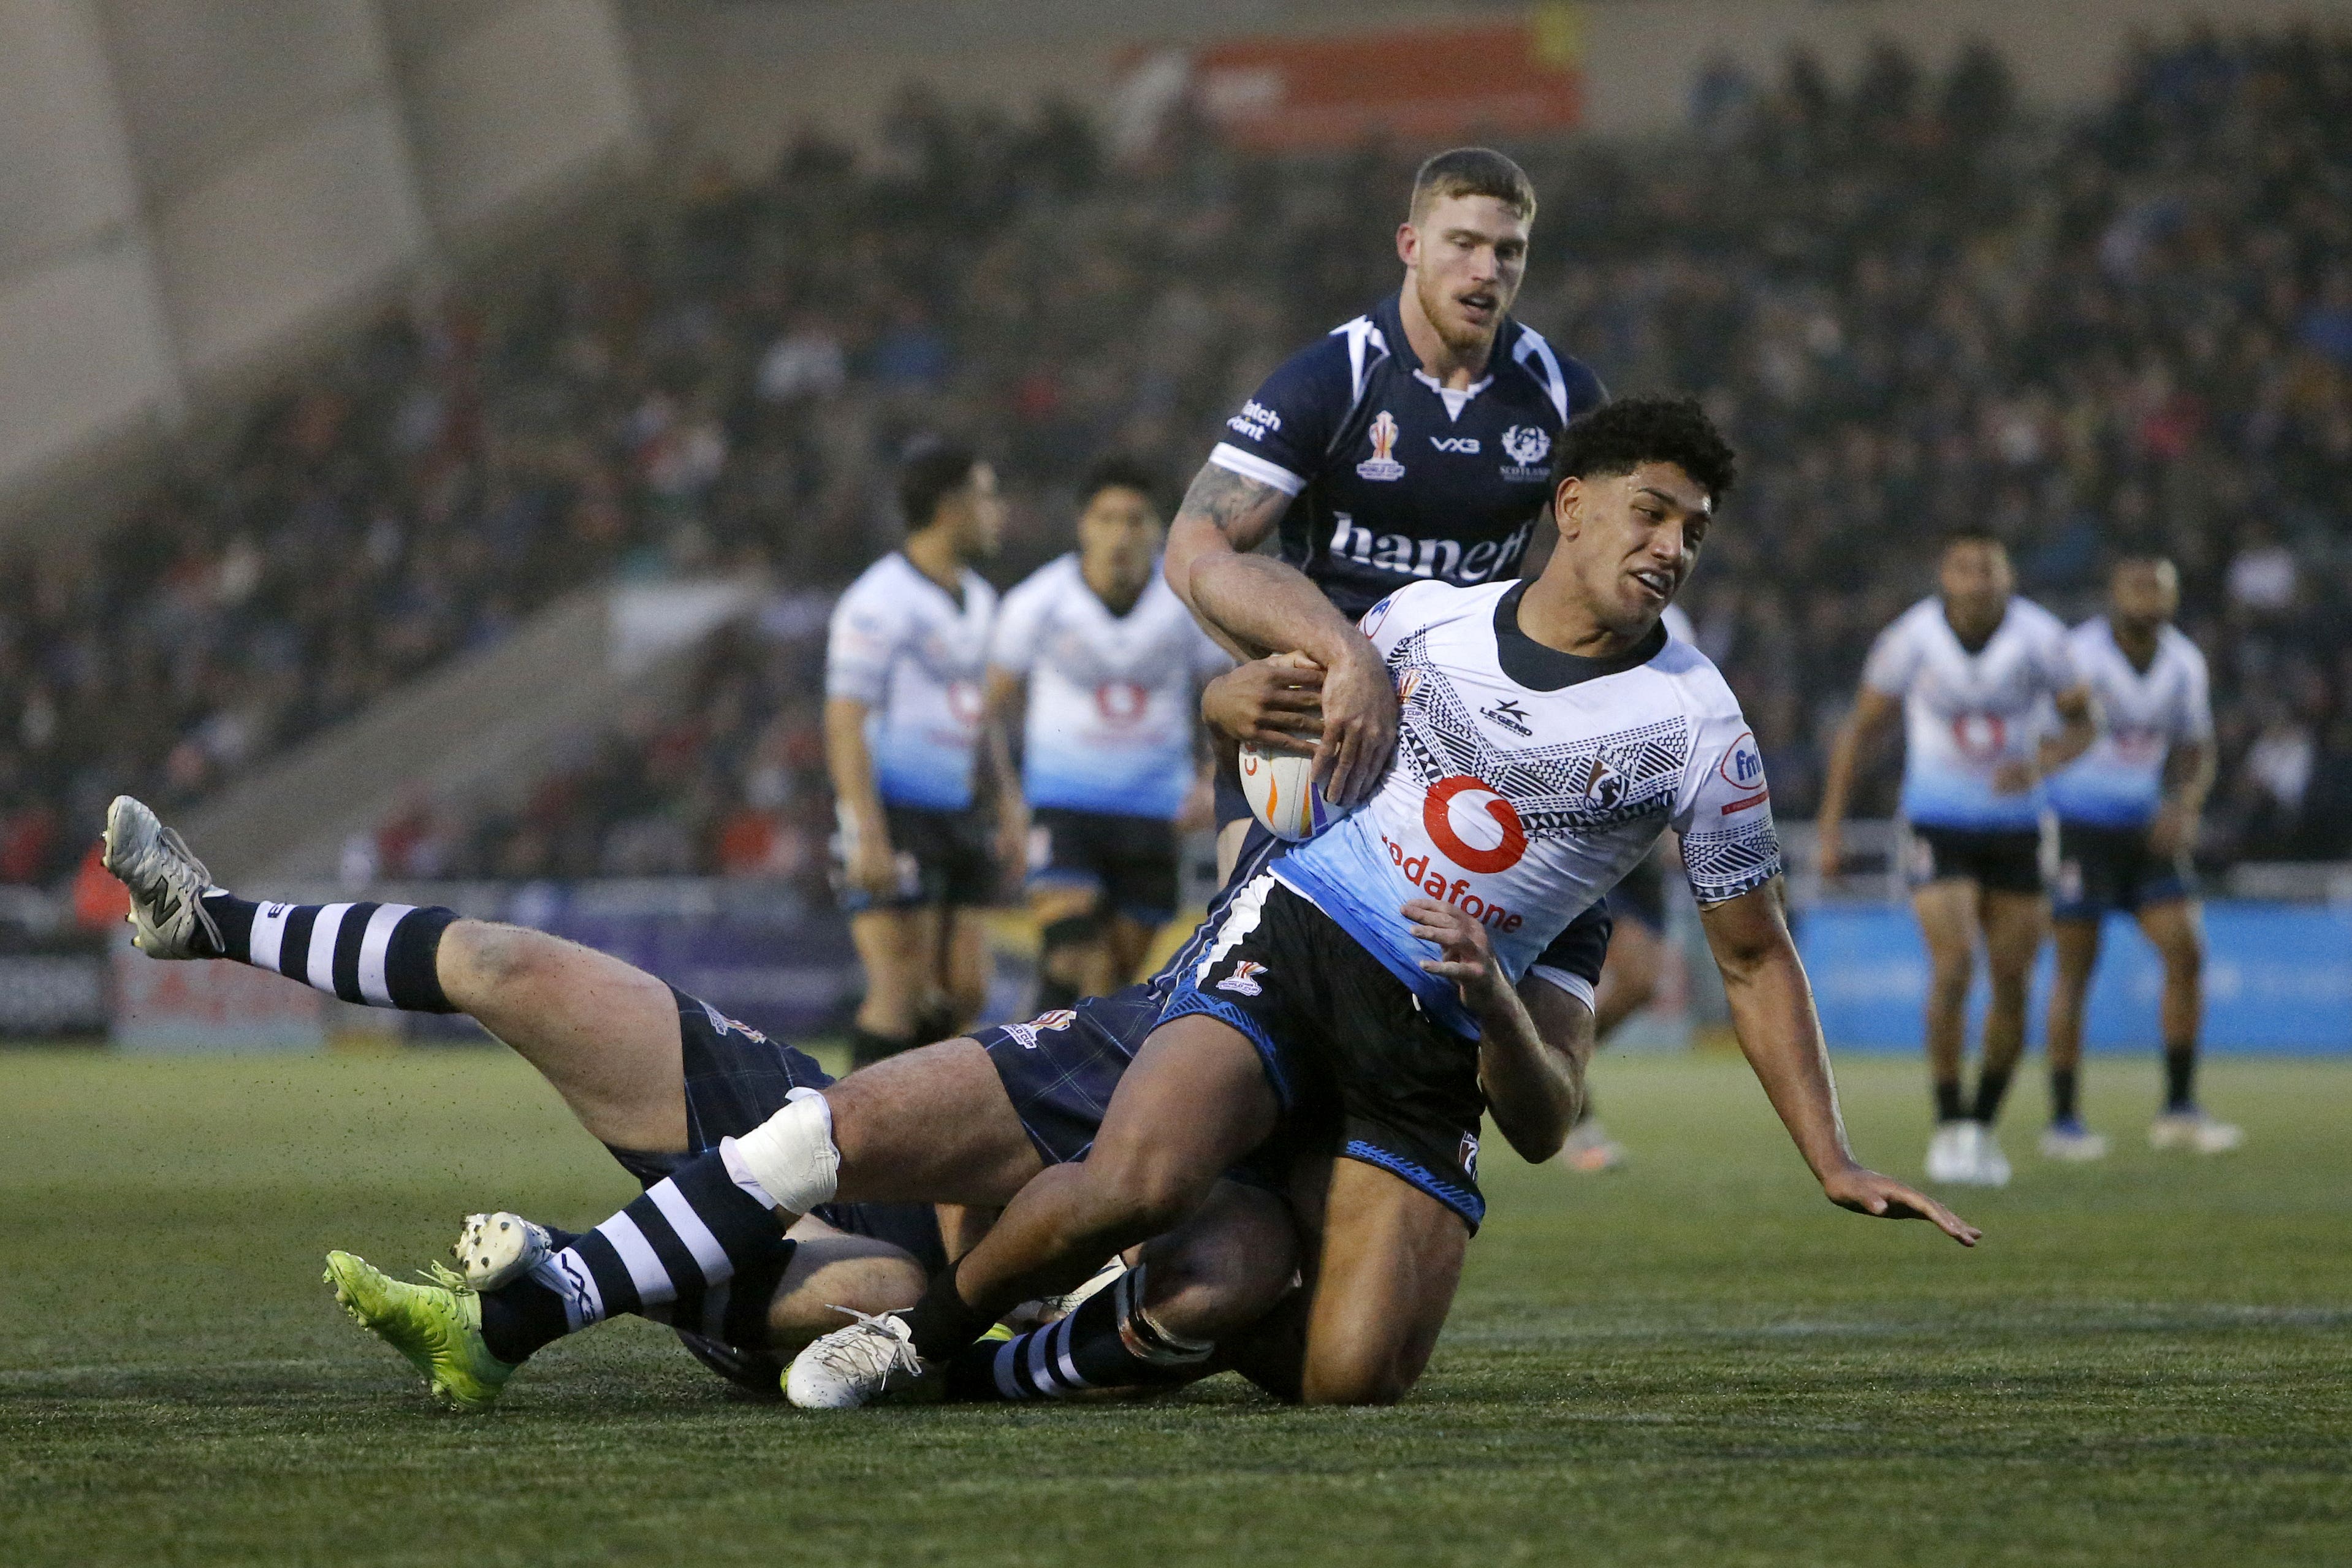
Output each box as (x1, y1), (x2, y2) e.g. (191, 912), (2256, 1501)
(1357, 411), (1406, 481)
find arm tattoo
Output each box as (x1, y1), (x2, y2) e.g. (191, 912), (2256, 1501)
(1178, 463), (1283, 546)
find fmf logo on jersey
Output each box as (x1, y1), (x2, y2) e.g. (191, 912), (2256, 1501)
(1007, 1009), (1077, 1049)
(1217, 961), (1268, 997)
(1430, 436), (1481, 454)
(1500, 424), (1551, 481)
(1581, 755), (1627, 809)
(1425, 775), (1529, 874)
(1356, 411), (1406, 481)
(1716, 731), (1770, 813)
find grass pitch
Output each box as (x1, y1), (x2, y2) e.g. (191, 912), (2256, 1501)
(2, 1046), (2348, 1567)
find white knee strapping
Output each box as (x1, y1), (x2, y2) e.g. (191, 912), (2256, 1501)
(724, 1086), (840, 1214)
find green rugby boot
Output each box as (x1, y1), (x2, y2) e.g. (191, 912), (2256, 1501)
(324, 1250), (515, 1412)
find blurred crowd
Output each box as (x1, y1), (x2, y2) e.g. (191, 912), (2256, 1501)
(1, 23), (2346, 888)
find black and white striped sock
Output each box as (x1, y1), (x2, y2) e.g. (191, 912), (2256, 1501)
(492, 1149), (790, 1363)
(943, 1265), (1212, 1402)
(197, 894), (460, 1012)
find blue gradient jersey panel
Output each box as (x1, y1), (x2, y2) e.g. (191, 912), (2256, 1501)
(2046, 618), (2212, 829)
(1862, 595), (2079, 832)
(824, 552), (996, 810)
(1275, 581), (1780, 1038)
(1207, 294), (1606, 622)
(988, 554), (1229, 819)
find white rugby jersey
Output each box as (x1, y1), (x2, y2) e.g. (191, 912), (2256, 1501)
(1862, 596), (2077, 832)
(2046, 617), (2212, 828)
(825, 552), (997, 811)
(1276, 580), (1780, 1038)
(989, 554), (1229, 819)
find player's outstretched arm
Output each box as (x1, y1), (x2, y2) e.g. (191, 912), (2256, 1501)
(1697, 879), (1981, 1246)
(1814, 686), (1898, 877)
(1165, 462), (1396, 806)
(1407, 898), (1584, 1160)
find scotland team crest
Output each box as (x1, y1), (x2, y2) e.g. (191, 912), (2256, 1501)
(1357, 411), (1407, 481)
(1500, 424), (1551, 482)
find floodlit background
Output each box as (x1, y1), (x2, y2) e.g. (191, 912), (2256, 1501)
(0, 0), (2348, 1048)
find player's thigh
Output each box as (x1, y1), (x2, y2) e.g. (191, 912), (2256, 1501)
(1298, 1157), (1468, 1406)
(440, 919), (688, 1151)
(1135, 1178), (1301, 1341)
(1599, 915), (1662, 994)
(1102, 912), (1159, 985)
(767, 1212), (928, 1352)
(1909, 880), (1979, 972)
(942, 907), (991, 1003)
(1977, 889), (2049, 980)
(2135, 898), (2204, 970)
(828, 1037), (1046, 1206)
(1081, 1016), (1283, 1228)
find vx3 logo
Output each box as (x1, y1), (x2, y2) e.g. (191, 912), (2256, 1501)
(1429, 436), (1482, 454)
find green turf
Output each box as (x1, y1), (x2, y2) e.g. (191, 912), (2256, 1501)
(2, 1047), (2347, 1567)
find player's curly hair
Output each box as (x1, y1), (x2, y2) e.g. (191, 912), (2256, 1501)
(1555, 395), (1737, 501)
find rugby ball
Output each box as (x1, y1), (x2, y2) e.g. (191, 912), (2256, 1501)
(1238, 741), (1348, 841)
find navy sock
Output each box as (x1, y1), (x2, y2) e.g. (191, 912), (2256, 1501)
(2050, 1067), (2079, 1122)
(2164, 1048), (2197, 1112)
(198, 893), (458, 1011)
(943, 1267), (1210, 1402)
(1971, 1067), (2014, 1125)
(1934, 1080), (1965, 1122)
(850, 1026), (913, 1070)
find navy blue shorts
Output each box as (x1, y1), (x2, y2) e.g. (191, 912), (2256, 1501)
(1161, 875), (1488, 1231)
(973, 982), (1304, 1196)
(603, 986), (947, 1277)
(1027, 807), (1180, 927)
(2053, 821), (2194, 920)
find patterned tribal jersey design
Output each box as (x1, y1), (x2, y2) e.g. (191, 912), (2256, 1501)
(1680, 816), (1784, 904)
(1387, 625), (1691, 837)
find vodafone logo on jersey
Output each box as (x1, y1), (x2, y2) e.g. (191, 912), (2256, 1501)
(1423, 775), (1528, 874)
(1950, 712), (2007, 761)
(1094, 681), (1148, 724)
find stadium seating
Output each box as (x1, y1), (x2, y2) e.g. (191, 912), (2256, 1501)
(1, 26), (2345, 889)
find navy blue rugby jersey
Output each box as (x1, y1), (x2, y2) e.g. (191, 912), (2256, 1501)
(1208, 293), (1606, 622)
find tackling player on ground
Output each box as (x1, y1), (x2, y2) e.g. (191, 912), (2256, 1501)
(1817, 531), (2098, 1187)
(789, 397), (1977, 1409)
(2041, 555), (2240, 1158)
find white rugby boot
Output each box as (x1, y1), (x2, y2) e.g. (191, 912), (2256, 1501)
(101, 794), (224, 959)
(2038, 1119), (2110, 1162)
(1925, 1121), (1977, 1184)
(1972, 1125), (2014, 1187)
(785, 1309), (935, 1409)
(1558, 1117), (1629, 1173)
(451, 1211), (557, 1291)
(2149, 1108), (2244, 1154)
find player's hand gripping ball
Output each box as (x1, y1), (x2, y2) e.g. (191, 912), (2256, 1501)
(1239, 740), (1351, 841)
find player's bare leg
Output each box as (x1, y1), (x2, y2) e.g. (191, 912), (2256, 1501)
(2137, 899), (2239, 1151)
(940, 907), (991, 1033)
(1563, 918), (1659, 1173)
(1029, 882), (1111, 1008)
(1103, 911), (1159, 989)
(437, 922), (692, 1153)
(1969, 888), (2046, 1179)
(2040, 916), (2110, 1160)
(823, 1038), (1047, 1205)
(1911, 878), (1983, 1182)
(1295, 1159), (1467, 1405)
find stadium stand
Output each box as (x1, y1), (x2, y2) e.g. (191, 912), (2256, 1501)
(1, 25), (2346, 889)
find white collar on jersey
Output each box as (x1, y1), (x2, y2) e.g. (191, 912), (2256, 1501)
(1412, 368), (1494, 421)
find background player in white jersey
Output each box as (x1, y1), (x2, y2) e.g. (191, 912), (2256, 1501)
(791, 398), (1976, 1410)
(826, 443), (1015, 1067)
(2042, 557), (2240, 1159)
(988, 456), (1227, 1009)
(1817, 531), (2098, 1187)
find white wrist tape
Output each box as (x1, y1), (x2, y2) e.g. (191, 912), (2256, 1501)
(723, 1087), (840, 1214)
